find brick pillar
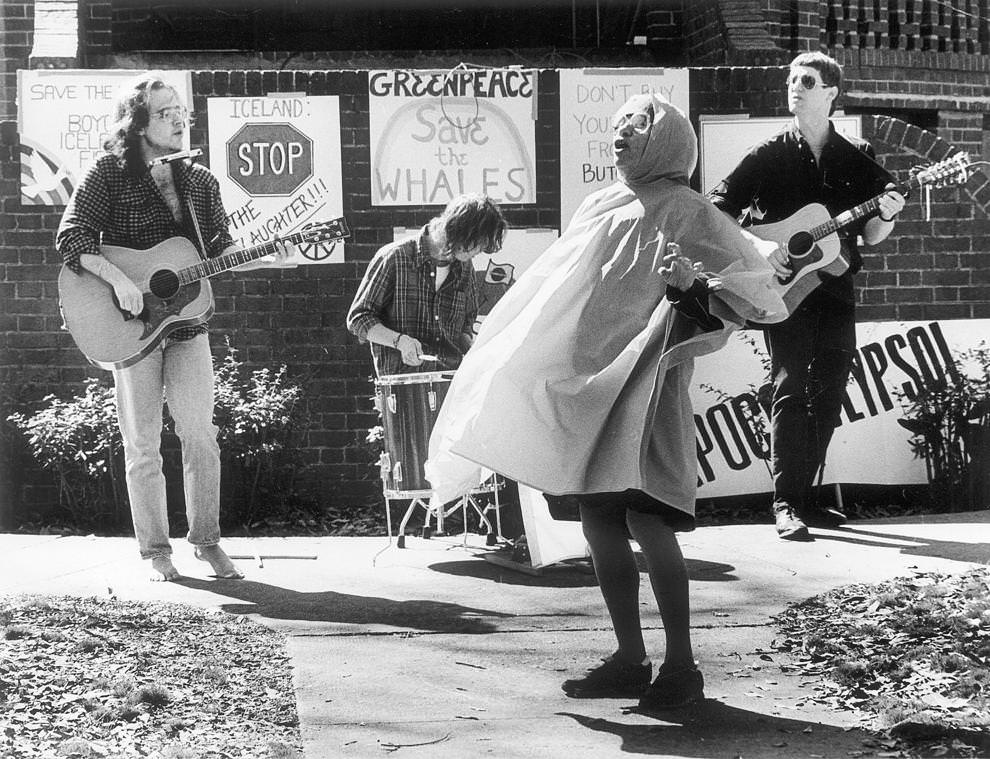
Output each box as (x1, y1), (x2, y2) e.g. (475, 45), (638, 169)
(1, 1), (36, 121)
(0, 2), (39, 530)
(80, 0), (111, 67)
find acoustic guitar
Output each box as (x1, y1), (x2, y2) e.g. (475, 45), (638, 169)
(747, 152), (978, 317)
(58, 217), (350, 370)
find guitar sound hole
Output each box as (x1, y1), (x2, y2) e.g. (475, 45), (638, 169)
(787, 232), (814, 259)
(149, 270), (180, 299)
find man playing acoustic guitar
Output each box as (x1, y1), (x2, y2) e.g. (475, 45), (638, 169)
(56, 72), (296, 581)
(709, 52), (905, 541)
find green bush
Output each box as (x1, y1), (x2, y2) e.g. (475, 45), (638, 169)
(6, 343), (311, 532)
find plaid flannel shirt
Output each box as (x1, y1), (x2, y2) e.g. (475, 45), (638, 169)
(56, 153), (234, 342)
(346, 227), (479, 377)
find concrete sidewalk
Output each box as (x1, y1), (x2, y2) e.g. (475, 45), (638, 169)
(2, 511), (988, 758)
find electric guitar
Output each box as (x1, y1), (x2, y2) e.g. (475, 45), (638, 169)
(58, 218), (350, 370)
(747, 152), (978, 318)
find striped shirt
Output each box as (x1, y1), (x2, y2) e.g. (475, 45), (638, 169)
(346, 227), (479, 377)
(56, 153), (234, 342)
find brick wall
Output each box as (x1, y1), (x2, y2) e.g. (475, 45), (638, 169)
(1, 0), (988, 527)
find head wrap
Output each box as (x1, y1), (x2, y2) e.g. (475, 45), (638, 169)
(615, 93), (698, 187)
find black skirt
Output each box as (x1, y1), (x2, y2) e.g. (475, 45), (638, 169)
(544, 489), (696, 533)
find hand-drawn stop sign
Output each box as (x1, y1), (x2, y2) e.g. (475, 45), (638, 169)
(226, 122), (313, 196)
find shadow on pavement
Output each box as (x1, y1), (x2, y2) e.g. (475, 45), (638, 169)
(427, 557), (737, 587)
(560, 699), (872, 756)
(428, 559), (599, 587)
(175, 577), (512, 633)
(813, 526), (990, 565)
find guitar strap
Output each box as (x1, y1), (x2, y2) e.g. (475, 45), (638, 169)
(175, 162), (209, 263)
(185, 198), (209, 263)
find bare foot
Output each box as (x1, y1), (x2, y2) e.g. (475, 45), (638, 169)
(194, 545), (245, 579)
(150, 556), (181, 582)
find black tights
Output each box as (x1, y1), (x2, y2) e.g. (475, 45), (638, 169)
(579, 501), (693, 668)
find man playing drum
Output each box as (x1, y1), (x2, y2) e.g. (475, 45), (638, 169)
(346, 194), (510, 527)
(346, 193), (507, 376)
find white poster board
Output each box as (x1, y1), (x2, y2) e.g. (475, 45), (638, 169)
(559, 68), (690, 227)
(698, 114), (862, 196)
(16, 69), (192, 206)
(692, 319), (985, 497)
(392, 226), (559, 330)
(369, 68), (537, 206)
(207, 95), (345, 264)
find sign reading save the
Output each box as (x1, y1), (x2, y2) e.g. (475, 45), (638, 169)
(226, 122), (313, 196)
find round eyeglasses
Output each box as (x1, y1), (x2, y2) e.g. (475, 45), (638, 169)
(612, 112), (652, 134)
(152, 105), (189, 122)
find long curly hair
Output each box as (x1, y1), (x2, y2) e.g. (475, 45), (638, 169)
(102, 71), (177, 175)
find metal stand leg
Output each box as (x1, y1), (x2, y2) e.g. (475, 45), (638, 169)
(376, 479), (505, 556)
(398, 496), (432, 540)
(477, 476), (504, 545)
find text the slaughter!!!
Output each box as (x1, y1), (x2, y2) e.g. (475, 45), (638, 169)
(207, 95), (345, 265)
(369, 69), (537, 206)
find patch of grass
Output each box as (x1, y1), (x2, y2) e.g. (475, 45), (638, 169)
(3, 623), (31, 640)
(0, 594), (302, 758)
(773, 566), (990, 757)
(129, 682), (173, 708)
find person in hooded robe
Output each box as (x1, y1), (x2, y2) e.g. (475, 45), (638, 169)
(425, 93), (788, 711)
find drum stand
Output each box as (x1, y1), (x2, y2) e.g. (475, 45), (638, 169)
(380, 475), (504, 551)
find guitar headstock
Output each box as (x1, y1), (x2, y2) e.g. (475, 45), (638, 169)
(298, 217), (351, 243)
(910, 152), (973, 189)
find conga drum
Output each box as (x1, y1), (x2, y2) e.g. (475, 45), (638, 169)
(375, 371), (455, 496)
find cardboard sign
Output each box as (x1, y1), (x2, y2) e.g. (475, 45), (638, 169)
(16, 69), (192, 206)
(558, 68), (690, 226)
(207, 95), (345, 264)
(692, 319), (986, 496)
(369, 68), (537, 206)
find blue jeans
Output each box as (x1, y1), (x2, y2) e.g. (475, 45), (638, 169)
(112, 333), (221, 559)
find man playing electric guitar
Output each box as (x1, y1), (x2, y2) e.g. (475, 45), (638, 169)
(56, 72), (297, 581)
(709, 52), (905, 541)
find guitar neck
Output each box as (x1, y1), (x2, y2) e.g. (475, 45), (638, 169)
(808, 174), (920, 242)
(176, 233), (306, 285)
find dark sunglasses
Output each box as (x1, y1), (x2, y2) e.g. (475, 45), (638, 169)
(788, 72), (833, 90)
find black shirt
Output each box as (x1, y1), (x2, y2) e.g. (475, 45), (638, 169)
(707, 121), (894, 302)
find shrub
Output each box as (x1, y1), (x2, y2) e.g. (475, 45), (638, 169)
(6, 342), (311, 532)
(211, 342), (311, 528)
(7, 378), (128, 529)
(897, 343), (990, 511)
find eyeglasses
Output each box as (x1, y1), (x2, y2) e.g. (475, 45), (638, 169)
(152, 105), (189, 122)
(788, 73), (833, 90)
(612, 112), (652, 134)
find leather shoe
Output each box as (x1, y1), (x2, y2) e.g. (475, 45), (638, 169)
(803, 506), (847, 528)
(774, 504), (810, 541)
